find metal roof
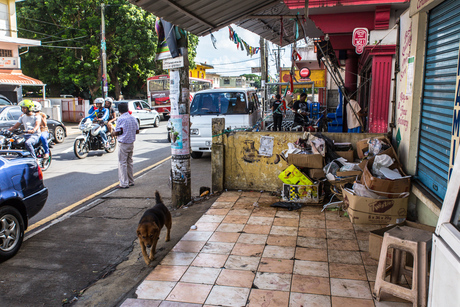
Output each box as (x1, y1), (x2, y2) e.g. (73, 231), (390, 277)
(128, 0), (323, 47)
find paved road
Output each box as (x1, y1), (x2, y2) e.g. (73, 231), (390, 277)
(29, 121), (171, 225)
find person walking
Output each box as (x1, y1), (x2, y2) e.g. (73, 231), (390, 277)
(346, 94), (366, 133)
(111, 102), (139, 189)
(271, 94), (285, 131)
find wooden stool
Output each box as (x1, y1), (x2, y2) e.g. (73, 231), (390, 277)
(373, 226), (432, 307)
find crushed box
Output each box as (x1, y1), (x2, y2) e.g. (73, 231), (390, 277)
(343, 188), (408, 225)
(307, 168), (325, 180)
(356, 137), (391, 159)
(278, 164), (314, 186)
(287, 153), (324, 168)
(336, 150), (354, 162)
(282, 183), (321, 203)
(362, 160), (410, 198)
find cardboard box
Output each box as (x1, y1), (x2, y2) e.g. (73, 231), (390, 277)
(369, 221), (435, 260)
(308, 168), (325, 180)
(362, 160), (410, 198)
(343, 188), (408, 224)
(336, 170), (362, 178)
(287, 153), (324, 168)
(278, 164), (314, 186)
(358, 146), (400, 171)
(337, 150), (354, 162)
(356, 137), (391, 159)
(282, 183), (321, 203)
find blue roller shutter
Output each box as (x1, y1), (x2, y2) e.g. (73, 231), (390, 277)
(417, 0), (460, 200)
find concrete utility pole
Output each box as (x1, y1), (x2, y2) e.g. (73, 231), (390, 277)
(260, 36), (266, 105)
(101, 3), (108, 98)
(170, 46), (191, 208)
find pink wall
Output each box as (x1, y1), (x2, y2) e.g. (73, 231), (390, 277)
(369, 55), (392, 133)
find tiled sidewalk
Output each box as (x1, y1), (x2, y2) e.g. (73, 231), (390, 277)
(121, 191), (412, 307)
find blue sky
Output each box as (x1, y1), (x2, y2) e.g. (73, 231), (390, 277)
(195, 24), (292, 78)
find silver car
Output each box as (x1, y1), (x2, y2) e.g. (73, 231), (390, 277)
(113, 100), (160, 127)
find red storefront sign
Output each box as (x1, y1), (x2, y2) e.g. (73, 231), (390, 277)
(300, 68), (311, 78)
(352, 28), (369, 54)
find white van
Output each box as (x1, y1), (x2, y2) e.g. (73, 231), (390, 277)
(190, 88), (262, 158)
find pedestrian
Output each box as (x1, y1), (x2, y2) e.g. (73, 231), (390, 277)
(293, 92), (309, 127)
(111, 102), (139, 189)
(271, 94), (285, 131)
(346, 94), (366, 133)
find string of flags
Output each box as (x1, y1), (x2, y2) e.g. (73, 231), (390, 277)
(228, 26), (260, 57)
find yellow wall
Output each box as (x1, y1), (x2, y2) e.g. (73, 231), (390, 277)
(190, 64), (212, 79)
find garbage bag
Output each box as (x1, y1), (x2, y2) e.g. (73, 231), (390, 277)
(270, 202), (302, 211)
(372, 154), (394, 177)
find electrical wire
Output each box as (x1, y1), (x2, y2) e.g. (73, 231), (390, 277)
(209, 57), (260, 66)
(17, 16), (82, 31)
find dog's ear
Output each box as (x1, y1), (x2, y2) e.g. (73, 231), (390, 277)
(137, 229), (141, 237)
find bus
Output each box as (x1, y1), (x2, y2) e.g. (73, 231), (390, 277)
(147, 74), (213, 119)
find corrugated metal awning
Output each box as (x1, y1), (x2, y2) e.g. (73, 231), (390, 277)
(0, 70), (44, 86)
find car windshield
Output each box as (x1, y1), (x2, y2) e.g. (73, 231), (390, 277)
(0, 97), (11, 105)
(191, 92), (247, 115)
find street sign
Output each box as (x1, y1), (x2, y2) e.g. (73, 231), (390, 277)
(251, 67), (261, 73)
(352, 28), (369, 54)
(300, 68), (311, 78)
(163, 56), (184, 69)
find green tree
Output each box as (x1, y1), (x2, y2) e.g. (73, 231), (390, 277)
(240, 73), (261, 89)
(17, 0), (198, 99)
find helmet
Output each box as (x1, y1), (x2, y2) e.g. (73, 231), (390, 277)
(33, 101), (42, 112)
(105, 97), (114, 104)
(94, 98), (104, 105)
(18, 99), (35, 111)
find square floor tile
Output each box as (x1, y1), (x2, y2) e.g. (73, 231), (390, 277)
(327, 229), (356, 240)
(331, 296), (374, 307)
(205, 208), (230, 215)
(166, 282), (212, 304)
(223, 215), (249, 224)
(365, 265), (378, 282)
(160, 252), (197, 266)
(298, 227), (327, 238)
(300, 206), (324, 213)
(231, 243), (265, 257)
(293, 260), (329, 277)
(258, 258), (293, 274)
(205, 285), (251, 307)
(328, 250), (363, 265)
(262, 245), (295, 259)
(241, 191), (262, 197)
(236, 196), (259, 204)
(361, 251), (379, 266)
(275, 210), (300, 218)
(216, 268), (255, 288)
(329, 263), (367, 280)
(299, 219), (326, 228)
(180, 266), (222, 284)
(211, 202), (234, 209)
(146, 265), (188, 282)
(237, 233), (268, 245)
(327, 239), (359, 251)
(160, 301), (202, 307)
(201, 242), (234, 254)
(247, 216), (274, 225)
(266, 235), (297, 247)
(295, 247), (328, 262)
(216, 223), (245, 233)
(192, 253), (228, 268)
(172, 241), (206, 253)
(290, 292), (331, 307)
(325, 211), (347, 221)
(297, 237), (327, 249)
(208, 232), (240, 243)
(225, 255), (261, 271)
(136, 280), (176, 300)
(120, 298), (161, 307)
(193, 222), (220, 232)
(330, 278), (372, 299)
(358, 240), (369, 252)
(198, 214), (225, 223)
(182, 231), (213, 241)
(356, 231), (370, 241)
(257, 198), (278, 206)
(273, 217), (299, 227)
(253, 272), (292, 291)
(326, 219), (354, 230)
(243, 224), (271, 234)
(248, 289), (290, 307)
(270, 226), (298, 236)
(251, 207), (277, 217)
(291, 275), (331, 295)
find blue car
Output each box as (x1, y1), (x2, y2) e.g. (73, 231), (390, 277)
(0, 150), (48, 261)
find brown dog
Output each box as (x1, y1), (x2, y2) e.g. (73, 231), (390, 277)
(137, 191), (172, 265)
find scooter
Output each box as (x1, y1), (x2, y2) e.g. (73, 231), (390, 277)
(0, 128), (52, 171)
(74, 118), (117, 159)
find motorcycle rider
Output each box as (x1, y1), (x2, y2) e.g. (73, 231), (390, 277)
(87, 97), (110, 149)
(33, 101), (50, 159)
(8, 100), (41, 159)
(104, 97), (116, 135)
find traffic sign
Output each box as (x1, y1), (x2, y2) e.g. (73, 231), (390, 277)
(300, 68), (311, 78)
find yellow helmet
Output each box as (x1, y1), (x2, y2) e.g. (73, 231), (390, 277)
(18, 99), (35, 111)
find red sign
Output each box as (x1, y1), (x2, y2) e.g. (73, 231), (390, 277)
(352, 28), (369, 54)
(300, 68), (311, 78)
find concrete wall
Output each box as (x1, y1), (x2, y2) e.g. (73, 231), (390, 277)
(221, 131), (387, 192)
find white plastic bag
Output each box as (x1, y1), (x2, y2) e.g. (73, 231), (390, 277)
(372, 154), (394, 177)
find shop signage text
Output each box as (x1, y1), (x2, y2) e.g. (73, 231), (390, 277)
(352, 28), (369, 54)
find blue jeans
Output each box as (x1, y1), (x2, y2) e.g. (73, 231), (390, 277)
(25, 134), (40, 159)
(99, 125), (108, 145)
(348, 126), (362, 133)
(40, 131), (50, 154)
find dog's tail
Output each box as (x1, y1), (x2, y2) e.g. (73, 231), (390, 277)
(155, 191), (162, 204)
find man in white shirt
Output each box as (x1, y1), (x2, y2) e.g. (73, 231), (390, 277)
(346, 95), (366, 133)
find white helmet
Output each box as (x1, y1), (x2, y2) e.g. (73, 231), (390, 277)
(105, 97), (114, 104)
(33, 101), (42, 112)
(94, 97), (104, 105)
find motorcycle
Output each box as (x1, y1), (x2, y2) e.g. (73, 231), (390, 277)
(74, 118), (117, 159)
(0, 128), (52, 171)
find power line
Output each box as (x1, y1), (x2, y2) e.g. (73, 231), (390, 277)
(17, 16), (82, 31)
(209, 57), (260, 66)
(41, 36), (87, 44)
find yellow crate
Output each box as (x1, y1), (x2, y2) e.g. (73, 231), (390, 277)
(278, 164), (314, 186)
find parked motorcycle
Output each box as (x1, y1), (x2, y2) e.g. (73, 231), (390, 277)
(74, 118), (117, 159)
(0, 128), (52, 171)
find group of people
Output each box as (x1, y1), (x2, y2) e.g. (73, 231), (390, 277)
(270, 92), (312, 131)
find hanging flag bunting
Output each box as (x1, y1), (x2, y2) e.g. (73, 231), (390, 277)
(228, 26), (260, 57)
